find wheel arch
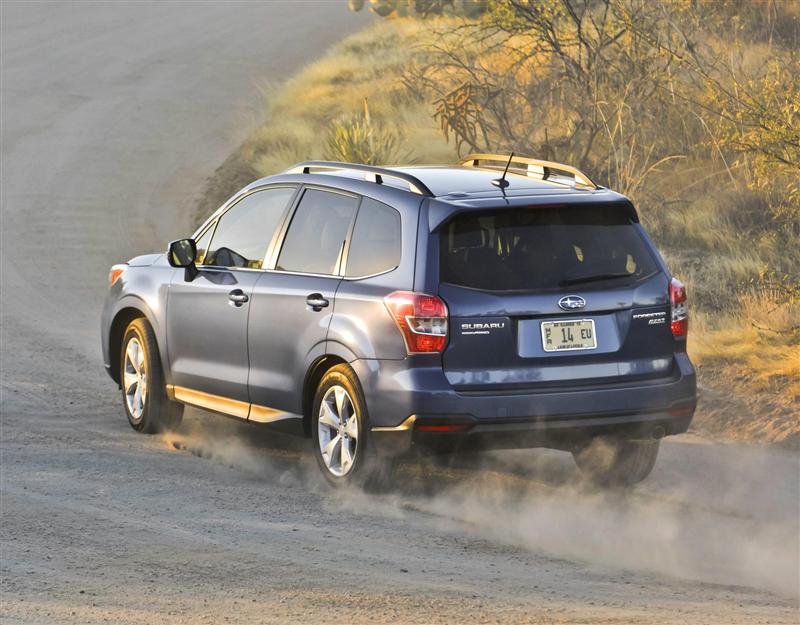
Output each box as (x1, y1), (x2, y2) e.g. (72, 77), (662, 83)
(108, 304), (162, 386)
(301, 354), (349, 437)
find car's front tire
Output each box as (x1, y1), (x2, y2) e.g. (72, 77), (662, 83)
(572, 437), (660, 487)
(311, 364), (390, 488)
(120, 318), (183, 433)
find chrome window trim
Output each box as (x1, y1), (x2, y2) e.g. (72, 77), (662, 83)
(189, 265), (396, 281)
(193, 219), (218, 265)
(191, 265), (266, 274)
(191, 182), (403, 281)
(337, 195), (361, 276)
(260, 268), (343, 280)
(341, 265), (399, 281)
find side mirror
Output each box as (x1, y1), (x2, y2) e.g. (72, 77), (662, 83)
(168, 238), (198, 281)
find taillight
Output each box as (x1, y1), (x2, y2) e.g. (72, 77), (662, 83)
(384, 291), (448, 353)
(109, 264), (127, 287)
(670, 278), (688, 338)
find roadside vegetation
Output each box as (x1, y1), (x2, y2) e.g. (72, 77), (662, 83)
(200, 0), (799, 447)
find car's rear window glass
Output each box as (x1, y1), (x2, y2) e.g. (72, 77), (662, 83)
(277, 189), (359, 275)
(205, 187), (295, 269)
(345, 198), (401, 277)
(440, 205), (658, 291)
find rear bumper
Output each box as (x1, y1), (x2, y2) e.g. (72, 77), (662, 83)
(371, 410), (693, 456)
(352, 352), (696, 455)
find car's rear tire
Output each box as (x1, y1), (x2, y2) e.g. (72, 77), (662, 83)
(572, 437), (660, 487)
(311, 364), (391, 488)
(120, 318), (183, 433)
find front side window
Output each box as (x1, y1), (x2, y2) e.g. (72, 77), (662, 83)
(276, 189), (359, 275)
(193, 223), (215, 265)
(345, 198), (401, 277)
(205, 187), (295, 269)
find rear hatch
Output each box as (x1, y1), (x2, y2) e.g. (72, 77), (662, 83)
(438, 203), (675, 392)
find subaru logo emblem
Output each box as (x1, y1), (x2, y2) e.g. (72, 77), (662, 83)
(558, 295), (586, 310)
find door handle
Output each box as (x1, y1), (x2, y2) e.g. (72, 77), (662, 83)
(228, 289), (249, 307)
(306, 293), (329, 312)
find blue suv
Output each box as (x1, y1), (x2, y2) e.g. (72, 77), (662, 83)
(101, 154), (696, 487)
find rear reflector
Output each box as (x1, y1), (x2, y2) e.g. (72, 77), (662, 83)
(415, 423), (472, 433)
(384, 291), (448, 353)
(669, 278), (688, 338)
(669, 403), (695, 417)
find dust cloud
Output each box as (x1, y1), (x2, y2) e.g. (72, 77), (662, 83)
(160, 409), (312, 487)
(163, 415), (799, 599)
(407, 468), (797, 597)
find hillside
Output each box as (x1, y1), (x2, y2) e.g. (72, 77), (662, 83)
(199, 5), (799, 448)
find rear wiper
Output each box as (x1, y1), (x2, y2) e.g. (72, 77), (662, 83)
(560, 272), (632, 286)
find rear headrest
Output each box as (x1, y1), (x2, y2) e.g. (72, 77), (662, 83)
(452, 216), (484, 248)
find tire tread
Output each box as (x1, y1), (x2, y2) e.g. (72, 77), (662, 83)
(121, 318), (183, 433)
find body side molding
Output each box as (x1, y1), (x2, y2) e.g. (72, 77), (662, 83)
(166, 385), (300, 423)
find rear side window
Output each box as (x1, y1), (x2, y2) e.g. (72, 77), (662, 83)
(277, 189), (359, 275)
(205, 187), (295, 269)
(345, 198), (401, 277)
(440, 205), (658, 291)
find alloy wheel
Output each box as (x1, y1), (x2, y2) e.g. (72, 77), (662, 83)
(123, 336), (147, 422)
(317, 385), (359, 477)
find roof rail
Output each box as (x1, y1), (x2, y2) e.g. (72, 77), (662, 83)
(286, 161), (434, 197)
(457, 153), (597, 190)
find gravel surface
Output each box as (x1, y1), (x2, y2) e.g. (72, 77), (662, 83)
(1, 3), (798, 624)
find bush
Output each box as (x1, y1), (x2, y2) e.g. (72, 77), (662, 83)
(324, 101), (408, 165)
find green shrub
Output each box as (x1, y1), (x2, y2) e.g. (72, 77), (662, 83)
(324, 101), (408, 165)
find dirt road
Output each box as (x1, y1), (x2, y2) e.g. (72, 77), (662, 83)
(1, 3), (797, 624)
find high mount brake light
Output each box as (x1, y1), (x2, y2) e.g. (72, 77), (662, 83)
(670, 278), (688, 338)
(109, 264), (128, 287)
(384, 291), (448, 353)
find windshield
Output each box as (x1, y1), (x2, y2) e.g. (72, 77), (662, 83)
(439, 205), (658, 292)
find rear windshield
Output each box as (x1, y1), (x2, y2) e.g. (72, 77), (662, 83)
(439, 205), (658, 292)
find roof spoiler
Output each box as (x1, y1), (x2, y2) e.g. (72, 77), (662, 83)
(458, 153), (598, 190)
(286, 161), (434, 197)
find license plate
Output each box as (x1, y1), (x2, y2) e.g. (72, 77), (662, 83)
(540, 319), (597, 352)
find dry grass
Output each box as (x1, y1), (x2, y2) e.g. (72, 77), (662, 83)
(199, 17), (799, 447)
(195, 19), (456, 225)
(689, 291), (799, 448)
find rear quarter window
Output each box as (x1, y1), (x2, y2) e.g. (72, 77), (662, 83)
(440, 205), (658, 291)
(345, 198), (401, 278)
